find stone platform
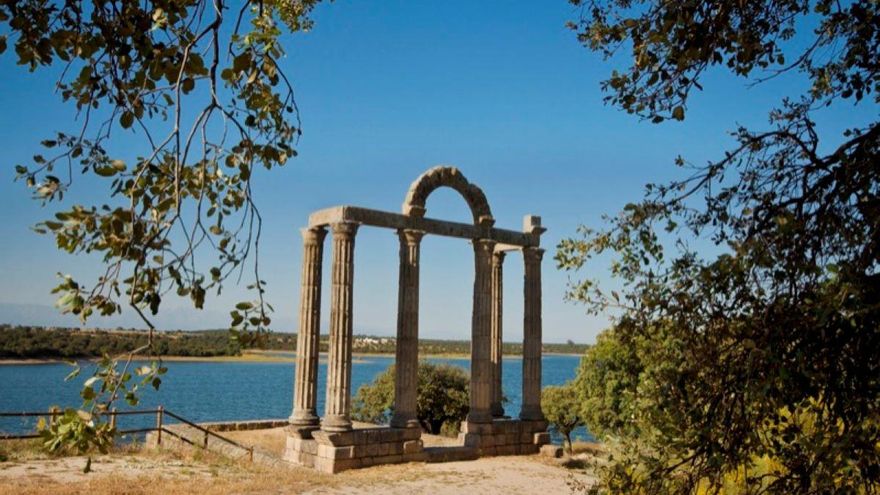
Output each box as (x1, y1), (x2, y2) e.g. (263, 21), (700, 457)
(459, 419), (550, 457)
(285, 424), (426, 473)
(285, 418), (550, 474)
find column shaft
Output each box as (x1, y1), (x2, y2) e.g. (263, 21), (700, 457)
(290, 227), (327, 426)
(490, 251), (505, 418)
(520, 247), (545, 421)
(391, 230), (424, 428)
(323, 222), (359, 431)
(467, 238), (496, 423)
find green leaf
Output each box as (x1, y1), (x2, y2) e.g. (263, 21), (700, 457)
(671, 106), (685, 121)
(120, 111), (134, 129)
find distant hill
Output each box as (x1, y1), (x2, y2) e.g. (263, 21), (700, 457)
(0, 325), (588, 359)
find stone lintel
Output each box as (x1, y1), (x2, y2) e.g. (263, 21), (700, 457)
(308, 205), (537, 247)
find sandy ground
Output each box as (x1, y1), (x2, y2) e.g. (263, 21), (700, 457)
(0, 445), (594, 494)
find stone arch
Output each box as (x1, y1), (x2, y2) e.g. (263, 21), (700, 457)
(402, 166), (493, 224)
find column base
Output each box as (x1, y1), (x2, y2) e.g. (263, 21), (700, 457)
(490, 403), (505, 418)
(466, 409), (493, 424)
(519, 405), (545, 422)
(289, 410), (320, 426)
(321, 415), (353, 432)
(389, 414), (421, 429)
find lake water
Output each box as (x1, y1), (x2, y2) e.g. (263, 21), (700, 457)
(0, 354), (590, 442)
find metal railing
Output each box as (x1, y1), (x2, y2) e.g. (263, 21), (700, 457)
(0, 406), (255, 462)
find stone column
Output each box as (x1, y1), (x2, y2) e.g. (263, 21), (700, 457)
(290, 226), (327, 428)
(323, 222), (359, 432)
(467, 238), (496, 424)
(391, 229), (424, 429)
(520, 247), (545, 421)
(490, 251), (505, 418)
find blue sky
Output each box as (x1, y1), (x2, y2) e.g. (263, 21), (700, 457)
(0, 1), (868, 343)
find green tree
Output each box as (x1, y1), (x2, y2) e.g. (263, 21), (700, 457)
(541, 383), (584, 455)
(572, 327), (641, 441)
(559, 0), (880, 492)
(1, 0), (322, 456)
(352, 362), (470, 435)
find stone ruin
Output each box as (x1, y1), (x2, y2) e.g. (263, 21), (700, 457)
(284, 166), (549, 473)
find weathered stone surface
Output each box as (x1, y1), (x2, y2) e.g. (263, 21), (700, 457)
(533, 432), (551, 446)
(496, 445), (518, 456)
(403, 439), (423, 454)
(520, 247), (545, 421)
(490, 251), (505, 418)
(391, 229), (424, 429)
(323, 222), (359, 432)
(541, 444), (564, 458)
(290, 227), (327, 428)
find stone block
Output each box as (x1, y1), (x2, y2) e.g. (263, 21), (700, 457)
(403, 452), (429, 463)
(462, 433), (481, 448)
(401, 427), (422, 440)
(403, 439), (423, 454)
(287, 425), (318, 439)
(361, 456), (375, 467)
(533, 432), (551, 446)
(494, 433), (507, 446)
(374, 454), (403, 465)
(317, 444), (355, 460)
(496, 444), (517, 456)
(506, 433), (518, 445)
(520, 444), (540, 455)
(378, 442), (391, 456)
(520, 432), (533, 444)
(479, 446), (497, 457)
(315, 457), (363, 474)
(304, 440), (318, 455)
(540, 445), (564, 458)
(366, 442), (380, 457)
(461, 421), (492, 435)
(389, 442), (404, 455)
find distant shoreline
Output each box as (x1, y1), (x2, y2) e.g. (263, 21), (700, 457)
(0, 349), (583, 366)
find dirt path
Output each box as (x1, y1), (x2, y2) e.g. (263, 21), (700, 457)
(0, 449), (594, 495)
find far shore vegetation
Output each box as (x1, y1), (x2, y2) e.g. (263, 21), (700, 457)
(0, 324), (588, 361)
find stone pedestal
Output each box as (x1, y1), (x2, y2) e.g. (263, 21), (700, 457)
(323, 222), (359, 432)
(391, 229), (424, 428)
(289, 227), (327, 433)
(286, 426), (424, 473)
(459, 418), (550, 457)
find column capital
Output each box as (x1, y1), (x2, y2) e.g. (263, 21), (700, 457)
(300, 225), (327, 243)
(522, 246), (545, 264)
(473, 238), (497, 257)
(492, 250), (506, 264)
(331, 221), (359, 237)
(397, 228), (425, 245)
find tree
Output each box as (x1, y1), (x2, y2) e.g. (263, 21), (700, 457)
(572, 327), (641, 441)
(352, 362), (470, 435)
(1, 0), (322, 456)
(559, 0), (880, 493)
(541, 383), (584, 455)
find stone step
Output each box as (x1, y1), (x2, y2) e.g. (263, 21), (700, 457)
(424, 446), (479, 463)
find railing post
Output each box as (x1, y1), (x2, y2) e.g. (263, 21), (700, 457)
(109, 408), (117, 430)
(49, 406), (60, 428)
(249, 447), (254, 462)
(156, 406), (164, 445)
(204, 430), (209, 448)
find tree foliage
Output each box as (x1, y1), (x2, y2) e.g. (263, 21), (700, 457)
(561, 0), (879, 493)
(541, 383), (584, 455)
(1, 0), (322, 456)
(352, 362), (470, 435)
